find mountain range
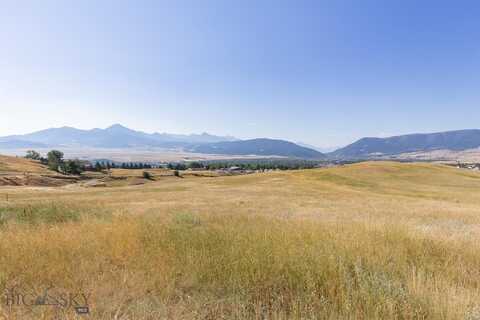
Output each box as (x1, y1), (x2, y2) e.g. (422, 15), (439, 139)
(0, 125), (325, 159)
(2, 126), (480, 160)
(189, 139), (324, 159)
(331, 129), (480, 159)
(0, 124), (236, 149)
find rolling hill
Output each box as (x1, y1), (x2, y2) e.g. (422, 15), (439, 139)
(0, 154), (79, 186)
(2, 161), (480, 318)
(330, 129), (480, 159)
(0, 154), (52, 174)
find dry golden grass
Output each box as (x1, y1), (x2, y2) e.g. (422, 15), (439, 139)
(80, 168), (218, 188)
(0, 155), (77, 187)
(109, 168), (220, 179)
(0, 155), (51, 174)
(0, 161), (480, 319)
(109, 168), (171, 178)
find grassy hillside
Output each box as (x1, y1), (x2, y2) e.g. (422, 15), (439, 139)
(0, 155), (79, 187)
(0, 162), (480, 319)
(0, 155), (52, 174)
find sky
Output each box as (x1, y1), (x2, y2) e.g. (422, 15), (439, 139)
(1, 0), (479, 148)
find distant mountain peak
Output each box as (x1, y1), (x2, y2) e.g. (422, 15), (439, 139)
(106, 124), (131, 131)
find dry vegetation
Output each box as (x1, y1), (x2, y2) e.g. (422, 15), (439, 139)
(0, 155), (52, 175)
(0, 159), (480, 319)
(0, 155), (78, 187)
(80, 168), (219, 188)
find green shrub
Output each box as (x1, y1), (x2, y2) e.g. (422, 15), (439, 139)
(142, 171), (153, 180)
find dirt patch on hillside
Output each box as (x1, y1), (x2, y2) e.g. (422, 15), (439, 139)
(0, 174), (79, 187)
(82, 176), (150, 188)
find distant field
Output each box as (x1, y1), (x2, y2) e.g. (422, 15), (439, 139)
(1, 160), (480, 319)
(0, 147), (282, 162)
(387, 148), (480, 163)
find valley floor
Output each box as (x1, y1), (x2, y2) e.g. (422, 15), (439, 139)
(1, 161), (480, 319)
(0, 147), (279, 163)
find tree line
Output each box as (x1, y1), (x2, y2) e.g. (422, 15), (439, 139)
(25, 150), (155, 174)
(94, 162), (153, 171)
(26, 150), (84, 175)
(25, 149), (328, 175)
(168, 159), (326, 171)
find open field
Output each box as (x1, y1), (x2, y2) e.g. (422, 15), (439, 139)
(1, 159), (480, 319)
(81, 168), (220, 188)
(0, 147), (282, 163)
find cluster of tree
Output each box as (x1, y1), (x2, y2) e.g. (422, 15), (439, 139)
(204, 159), (324, 170)
(166, 163), (188, 170)
(47, 150), (85, 175)
(165, 161), (204, 170)
(91, 161), (153, 172)
(120, 162), (152, 169)
(163, 159), (328, 171)
(26, 150), (84, 175)
(25, 150), (158, 174)
(142, 171), (153, 180)
(25, 150), (42, 161)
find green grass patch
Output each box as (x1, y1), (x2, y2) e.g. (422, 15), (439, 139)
(309, 172), (376, 188)
(0, 203), (110, 226)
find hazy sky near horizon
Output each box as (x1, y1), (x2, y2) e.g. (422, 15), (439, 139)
(1, 0), (479, 147)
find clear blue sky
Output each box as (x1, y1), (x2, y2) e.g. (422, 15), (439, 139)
(1, 0), (479, 148)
